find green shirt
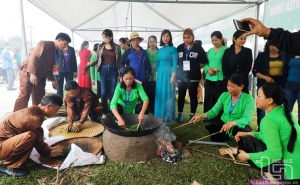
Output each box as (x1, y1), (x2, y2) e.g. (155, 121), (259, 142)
(121, 49), (125, 55)
(90, 54), (100, 81)
(206, 92), (255, 136)
(146, 48), (159, 81)
(110, 83), (149, 114)
(204, 46), (228, 81)
(249, 106), (300, 179)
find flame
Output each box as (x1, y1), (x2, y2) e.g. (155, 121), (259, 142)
(157, 137), (175, 156)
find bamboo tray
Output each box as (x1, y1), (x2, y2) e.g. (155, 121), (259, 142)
(39, 137), (103, 167)
(49, 121), (105, 138)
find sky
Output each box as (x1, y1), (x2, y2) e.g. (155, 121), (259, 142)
(0, 0), (83, 50)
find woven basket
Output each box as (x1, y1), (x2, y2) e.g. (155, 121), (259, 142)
(49, 121), (105, 138)
(39, 137), (103, 167)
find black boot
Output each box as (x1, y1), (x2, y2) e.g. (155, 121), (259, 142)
(0, 165), (27, 177)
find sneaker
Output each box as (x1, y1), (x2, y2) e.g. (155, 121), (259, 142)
(188, 114), (194, 122)
(101, 114), (107, 122)
(177, 113), (184, 123)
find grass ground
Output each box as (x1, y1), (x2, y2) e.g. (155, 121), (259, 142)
(1, 92), (298, 185)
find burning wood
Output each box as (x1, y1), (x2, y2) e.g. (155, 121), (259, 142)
(157, 138), (183, 163)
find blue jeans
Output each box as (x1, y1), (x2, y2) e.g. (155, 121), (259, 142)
(100, 64), (118, 114)
(285, 81), (300, 124)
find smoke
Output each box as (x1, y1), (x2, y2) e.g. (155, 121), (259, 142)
(154, 122), (176, 143)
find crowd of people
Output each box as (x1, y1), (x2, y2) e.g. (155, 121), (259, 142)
(0, 18), (299, 184)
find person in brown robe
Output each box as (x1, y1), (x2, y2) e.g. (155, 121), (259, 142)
(64, 81), (103, 132)
(0, 93), (64, 177)
(13, 32), (72, 112)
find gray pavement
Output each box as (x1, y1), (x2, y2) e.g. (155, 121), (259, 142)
(0, 79), (56, 122)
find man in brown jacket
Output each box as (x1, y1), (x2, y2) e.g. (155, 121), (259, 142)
(13, 32), (71, 112)
(65, 81), (103, 132)
(0, 93), (64, 177)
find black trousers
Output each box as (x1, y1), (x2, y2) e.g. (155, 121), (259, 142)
(143, 81), (155, 114)
(57, 72), (73, 99)
(117, 103), (142, 115)
(96, 80), (101, 99)
(204, 118), (252, 142)
(204, 80), (225, 112)
(238, 136), (300, 184)
(177, 82), (199, 113)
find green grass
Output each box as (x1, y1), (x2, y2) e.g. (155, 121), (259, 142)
(1, 100), (298, 185)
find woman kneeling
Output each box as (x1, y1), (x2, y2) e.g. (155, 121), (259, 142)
(110, 66), (149, 129)
(190, 73), (254, 142)
(236, 83), (300, 184)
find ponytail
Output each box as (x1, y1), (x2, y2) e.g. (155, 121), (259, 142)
(222, 39), (226, 46)
(261, 83), (298, 153)
(282, 98), (297, 153)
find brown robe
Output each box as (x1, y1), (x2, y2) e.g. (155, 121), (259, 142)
(14, 41), (57, 112)
(65, 87), (103, 124)
(0, 106), (51, 168)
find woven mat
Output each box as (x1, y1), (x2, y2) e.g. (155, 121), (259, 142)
(49, 121), (105, 138)
(39, 137), (103, 167)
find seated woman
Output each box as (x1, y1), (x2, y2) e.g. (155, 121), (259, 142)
(110, 66), (149, 129)
(236, 83), (300, 184)
(190, 73), (254, 142)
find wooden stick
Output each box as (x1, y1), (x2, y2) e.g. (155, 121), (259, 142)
(56, 166), (60, 184)
(193, 149), (235, 161)
(234, 161), (250, 166)
(193, 149), (249, 165)
(171, 121), (193, 131)
(51, 159), (78, 183)
(136, 123), (140, 131)
(186, 131), (220, 146)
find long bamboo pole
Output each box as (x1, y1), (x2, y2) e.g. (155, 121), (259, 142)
(186, 131), (220, 146)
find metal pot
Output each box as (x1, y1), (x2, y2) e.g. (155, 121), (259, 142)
(103, 114), (162, 137)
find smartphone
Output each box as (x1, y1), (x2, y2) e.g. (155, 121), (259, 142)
(233, 19), (251, 32)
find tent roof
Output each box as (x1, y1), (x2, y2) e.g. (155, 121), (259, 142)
(28, 0), (263, 45)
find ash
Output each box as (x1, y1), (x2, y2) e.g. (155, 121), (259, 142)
(159, 147), (183, 163)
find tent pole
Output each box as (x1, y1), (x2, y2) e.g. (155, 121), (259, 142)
(19, 0), (28, 56)
(131, 2), (132, 31)
(71, 31), (75, 48)
(252, 2), (261, 97)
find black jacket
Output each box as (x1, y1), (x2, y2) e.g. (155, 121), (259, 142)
(57, 46), (77, 73)
(222, 46), (253, 87)
(253, 51), (293, 88)
(177, 43), (207, 82)
(268, 28), (300, 56)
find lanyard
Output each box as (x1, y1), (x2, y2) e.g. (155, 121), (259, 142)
(229, 94), (242, 117)
(184, 44), (193, 60)
(124, 88), (132, 107)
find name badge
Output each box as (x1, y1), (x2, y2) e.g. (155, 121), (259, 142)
(183, 60), (190, 71)
(53, 65), (59, 75)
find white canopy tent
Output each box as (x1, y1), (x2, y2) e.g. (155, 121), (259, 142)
(25, 0), (265, 47)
